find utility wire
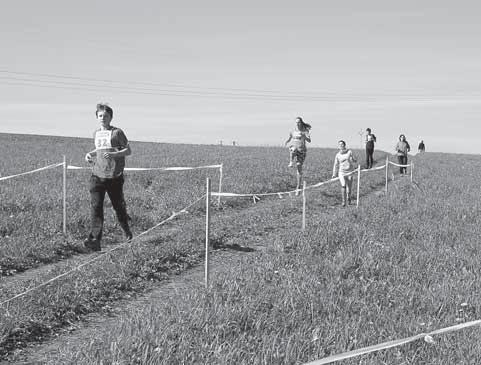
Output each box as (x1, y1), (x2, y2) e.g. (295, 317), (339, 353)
(1, 69), (480, 102)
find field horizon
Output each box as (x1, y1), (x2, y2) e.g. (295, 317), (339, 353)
(0, 131), (471, 157)
(1, 132), (481, 364)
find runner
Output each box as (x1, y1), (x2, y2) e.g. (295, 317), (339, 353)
(395, 134), (410, 174)
(84, 103), (133, 251)
(332, 140), (357, 207)
(365, 128), (377, 169)
(285, 117), (311, 194)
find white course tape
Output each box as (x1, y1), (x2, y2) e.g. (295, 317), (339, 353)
(360, 164), (387, 173)
(67, 164), (222, 171)
(305, 320), (481, 365)
(388, 161), (410, 168)
(0, 162), (64, 182)
(0, 194), (205, 307)
(212, 164), (387, 199)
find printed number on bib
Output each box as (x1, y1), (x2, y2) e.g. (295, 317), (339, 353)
(95, 130), (113, 150)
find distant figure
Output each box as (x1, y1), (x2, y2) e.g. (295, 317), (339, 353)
(365, 128), (377, 169)
(418, 140), (425, 153)
(285, 116), (311, 194)
(84, 103), (133, 252)
(395, 134), (410, 175)
(232, 141), (236, 146)
(332, 140), (357, 207)
(219, 140), (223, 146)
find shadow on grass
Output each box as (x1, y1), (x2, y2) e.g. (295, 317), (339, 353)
(211, 240), (255, 252)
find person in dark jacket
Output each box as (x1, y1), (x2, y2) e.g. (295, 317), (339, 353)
(365, 128), (377, 169)
(418, 140), (425, 153)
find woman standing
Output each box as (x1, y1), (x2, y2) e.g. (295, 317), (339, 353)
(395, 134), (410, 174)
(285, 117), (311, 194)
(332, 140), (357, 207)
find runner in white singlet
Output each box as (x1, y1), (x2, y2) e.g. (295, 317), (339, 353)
(332, 140), (357, 207)
(285, 117), (311, 195)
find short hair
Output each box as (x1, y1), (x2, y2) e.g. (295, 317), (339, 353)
(366, 128), (371, 132)
(96, 103), (113, 118)
(399, 134), (405, 140)
(338, 140), (346, 146)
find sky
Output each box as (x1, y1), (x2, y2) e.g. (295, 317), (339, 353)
(1, 0), (481, 154)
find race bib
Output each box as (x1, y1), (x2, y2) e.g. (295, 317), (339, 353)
(95, 130), (112, 150)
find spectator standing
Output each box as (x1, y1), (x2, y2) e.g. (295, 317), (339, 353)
(395, 134), (410, 175)
(365, 128), (377, 169)
(418, 140), (425, 153)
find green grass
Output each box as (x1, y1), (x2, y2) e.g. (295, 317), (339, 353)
(3, 133), (479, 363)
(0, 132), (375, 274)
(39, 153), (481, 365)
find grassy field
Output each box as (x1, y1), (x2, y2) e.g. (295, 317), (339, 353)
(1, 132), (480, 364)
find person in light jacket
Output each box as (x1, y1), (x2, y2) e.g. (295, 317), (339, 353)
(395, 134), (410, 174)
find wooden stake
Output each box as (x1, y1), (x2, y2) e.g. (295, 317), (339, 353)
(205, 178), (211, 288)
(356, 165), (361, 208)
(302, 180), (307, 230)
(410, 162), (414, 183)
(62, 155), (67, 235)
(217, 164), (223, 206)
(385, 155), (389, 195)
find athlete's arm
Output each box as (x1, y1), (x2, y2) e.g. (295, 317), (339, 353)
(85, 149), (97, 163)
(103, 144), (131, 159)
(304, 132), (311, 143)
(350, 151), (357, 163)
(332, 155), (339, 178)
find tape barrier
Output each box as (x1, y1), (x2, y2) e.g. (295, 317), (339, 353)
(0, 162), (64, 182)
(305, 319), (481, 365)
(0, 194), (205, 307)
(388, 161), (410, 168)
(211, 164), (387, 199)
(67, 164), (222, 171)
(361, 164), (387, 173)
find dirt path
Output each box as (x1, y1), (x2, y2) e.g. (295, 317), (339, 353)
(5, 245), (261, 365)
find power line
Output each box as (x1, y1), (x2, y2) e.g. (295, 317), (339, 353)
(1, 69), (480, 102)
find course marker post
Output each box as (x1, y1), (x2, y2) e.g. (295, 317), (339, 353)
(217, 164), (223, 206)
(356, 165), (361, 208)
(410, 162), (414, 183)
(62, 155), (67, 235)
(385, 156), (389, 195)
(302, 180), (307, 230)
(205, 178), (211, 289)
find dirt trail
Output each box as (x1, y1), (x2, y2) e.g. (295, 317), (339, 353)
(0, 226), (182, 303)
(5, 245), (261, 365)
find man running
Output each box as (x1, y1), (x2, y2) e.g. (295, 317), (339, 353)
(84, 103), (133, 251)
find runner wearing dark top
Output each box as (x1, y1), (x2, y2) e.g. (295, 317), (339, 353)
(84, 103), (133, 251)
